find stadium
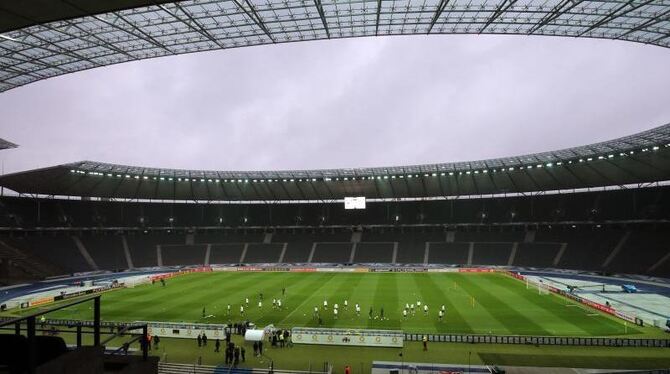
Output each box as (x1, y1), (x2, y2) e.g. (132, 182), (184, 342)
(1, 1), (670, 374)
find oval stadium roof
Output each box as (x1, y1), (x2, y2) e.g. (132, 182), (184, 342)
(1, 0), (669, 92)
(1, 123), (669, 201)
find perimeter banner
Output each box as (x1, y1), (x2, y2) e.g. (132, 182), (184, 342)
(291, 327), (403, 347)
(142, 321), (227, 340)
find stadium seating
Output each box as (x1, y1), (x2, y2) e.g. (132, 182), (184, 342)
(243, 243), (284, 263)
(161, 245), (207, 266)
(125, 233), (184, 268)
(513, 243), (561, 268)
(0, 187), (669, 277)
(1, 187), (668, 227)
(428, 243), (470, 265)
(79, 234), (127, 271)
(209, 243), (245, 264)
(354, 242), (395, 263)
(536, 228), (622, 271)
(0, 239), (64, 278)
(311, 243), (353, 263)
(4, 234), (91, 273)
(194, 229), (264, 244)
(472, 243), (513, 266)
(605, 230), (670, 276)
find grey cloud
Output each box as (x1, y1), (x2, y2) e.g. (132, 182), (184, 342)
(0, 35), (669, 175)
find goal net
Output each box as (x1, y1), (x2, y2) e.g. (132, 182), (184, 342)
(526, 278), (551, 295)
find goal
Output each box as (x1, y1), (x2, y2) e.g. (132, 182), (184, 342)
(526, 278), (551, 295)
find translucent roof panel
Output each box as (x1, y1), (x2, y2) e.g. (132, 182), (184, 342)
(56, 123), (669, 179)
(1, 0), (668, 92)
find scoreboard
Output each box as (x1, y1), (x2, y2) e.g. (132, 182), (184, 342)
(344, 196), (366, 210)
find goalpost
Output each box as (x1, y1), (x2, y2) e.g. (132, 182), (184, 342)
(526, 278), (551, 295)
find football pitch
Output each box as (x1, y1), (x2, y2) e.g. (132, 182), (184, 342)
(29, 272), (660, 337)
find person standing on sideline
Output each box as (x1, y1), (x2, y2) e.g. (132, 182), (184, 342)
(197, 333), (202, 347)
(422, 335), (428, 351)
(202, 332), (208, 346)
(215, 338), (220, 352)
(241, 346), (246, 361)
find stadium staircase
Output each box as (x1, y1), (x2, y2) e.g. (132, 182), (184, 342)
(0, 239), (64, 282)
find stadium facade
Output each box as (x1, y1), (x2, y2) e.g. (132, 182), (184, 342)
(0, 0), (669, 280)
(2, 3), (670, 373)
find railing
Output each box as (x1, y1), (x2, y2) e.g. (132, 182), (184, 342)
(0, 295), (148, 373)
(158, 362), (332, 374)
(404, 333), (670, 347)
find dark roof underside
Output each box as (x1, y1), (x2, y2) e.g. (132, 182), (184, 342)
(1, 125), (669, 201)
(0, 1), (181, 33)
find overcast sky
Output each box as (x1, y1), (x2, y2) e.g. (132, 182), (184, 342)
(1, 35), (669, 175)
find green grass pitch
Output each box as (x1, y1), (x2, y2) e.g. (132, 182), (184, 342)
(24, 272), (662, 337)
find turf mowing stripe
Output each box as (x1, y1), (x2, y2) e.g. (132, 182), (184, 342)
(345, 272), (384, 329)
(140, 272), (271, 317)
(369, 274), (400, 330)
(101, 272), (243, 316)
(255, 272), (334, 327)
(457, 274), (552, 336)
(191, 271), (304, 324)
(330, 273), (366, 329)
(278, 273), (341, 327)
(480, 275), (629, 336)
(499, 276), (641, 336)
(136, 272), (292, 323)
(409, 273), (446, 333)
(420, 274), (474, 334)
(47, 272), (242, 321)
(477, 275), (594, 336)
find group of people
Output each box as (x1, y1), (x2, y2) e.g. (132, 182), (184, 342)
(268, 329), (292, 348)
(401, 301), (447, 322)
(312, 299), (447, 322)
(221, 341), (245, 366)
(197, 326), (249, 367)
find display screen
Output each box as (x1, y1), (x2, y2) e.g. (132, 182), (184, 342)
(344, 196), (366, 210)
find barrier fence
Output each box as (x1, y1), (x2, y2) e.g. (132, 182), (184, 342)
(404, 333), (670, 347)
(4, 316), (668, 349)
